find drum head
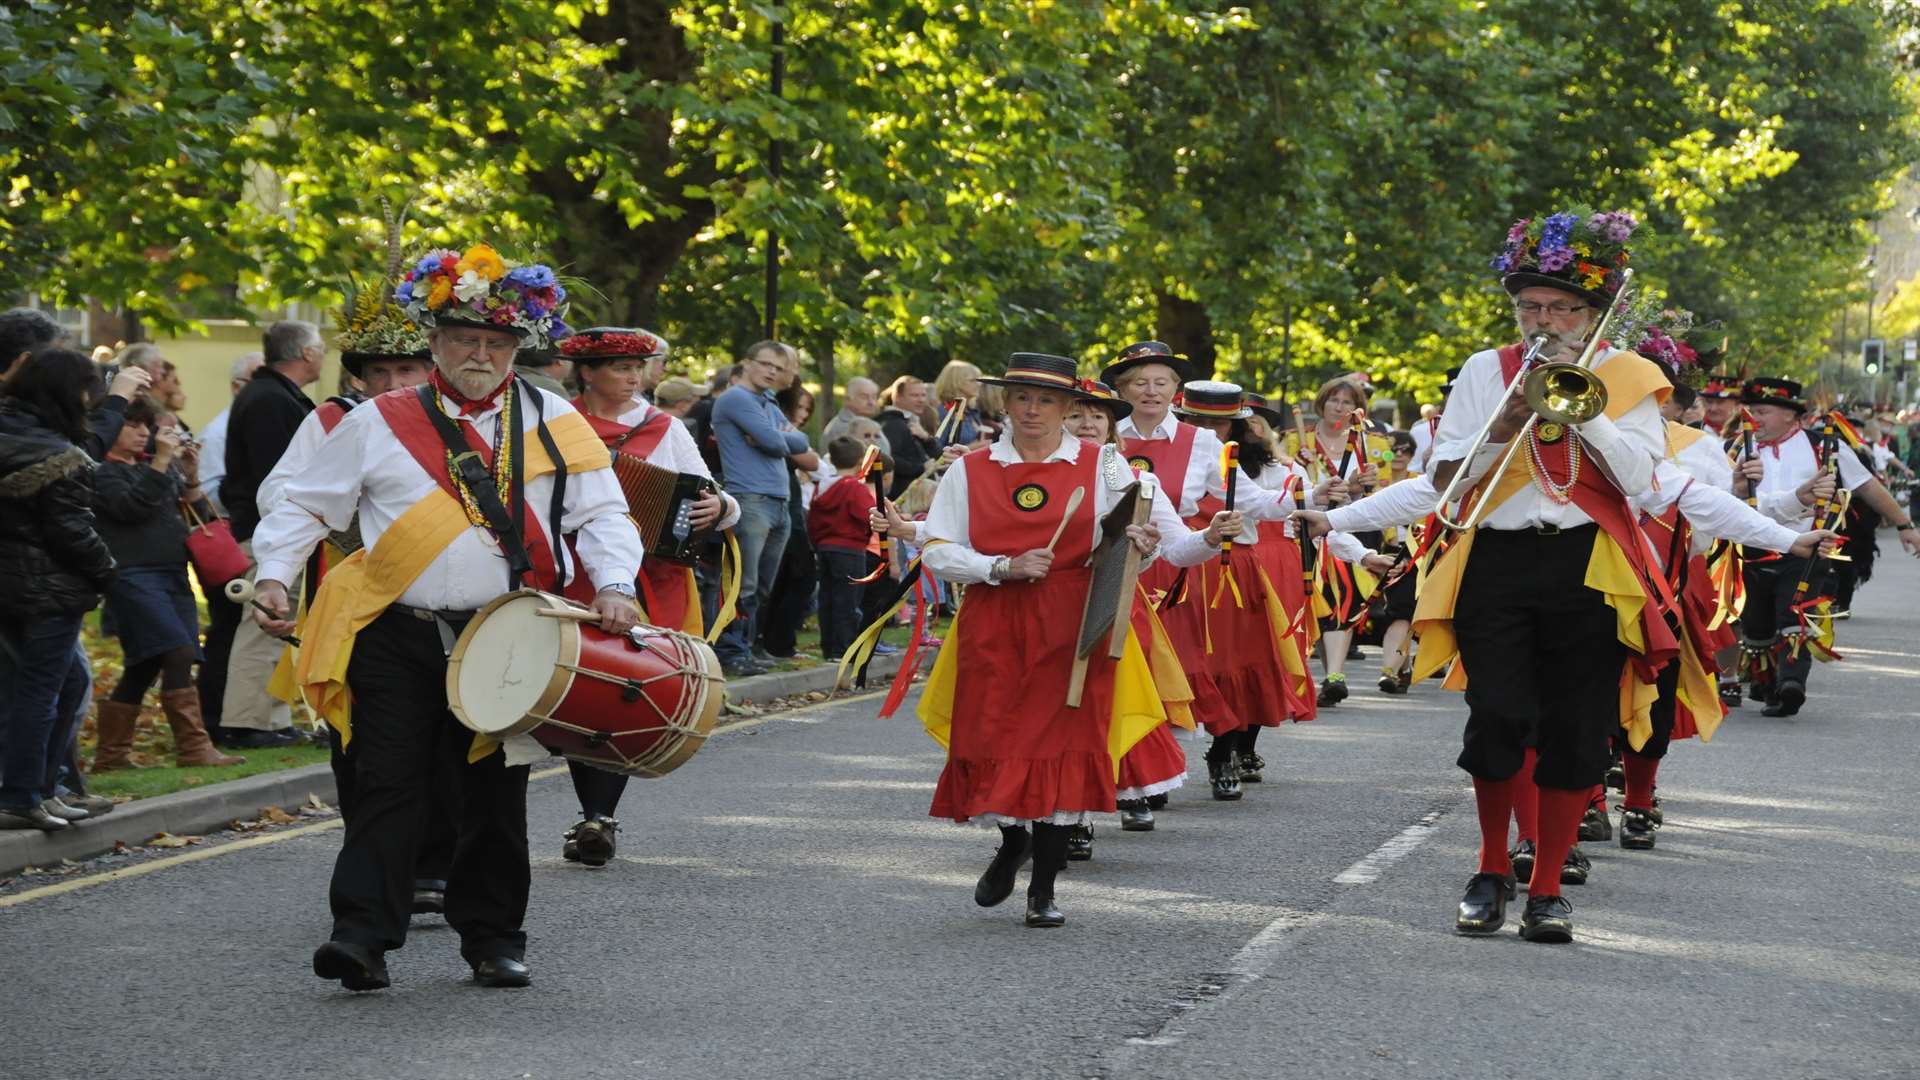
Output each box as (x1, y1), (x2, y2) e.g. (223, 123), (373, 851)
(446, 590), (577, 736)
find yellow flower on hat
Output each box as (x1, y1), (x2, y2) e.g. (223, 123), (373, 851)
(458, 243), (507, 282)
(426, 275), (455, 308)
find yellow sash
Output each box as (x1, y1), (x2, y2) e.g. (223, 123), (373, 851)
(295, 407), (610, 761)
(1410, 352), (1670, 741)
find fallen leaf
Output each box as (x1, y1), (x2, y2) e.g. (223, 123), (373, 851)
(110, 840), (131, 854)
(261, 806), (298, 825)
(145, 832), (203, 848)
(306, 793), (330, 811)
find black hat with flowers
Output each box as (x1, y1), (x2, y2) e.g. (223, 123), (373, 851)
(980, 353), (1087, 394)
(1100, 340), (1198, 389)
(1075, 378), (1133, 422)
(1173, 380), (1250, 421)
(1491, 207), (1640, 309)
(1699, 373), (1739, 400)
(558, 327), (669, 366)
(1741, 377), (1806, 414)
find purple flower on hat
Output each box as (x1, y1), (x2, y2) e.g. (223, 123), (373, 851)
(394, 279), (414, 305)
(1538, 247), (1575, 273)
(1506, 219), (1531, 244)
(1588, 211), (1637, 244)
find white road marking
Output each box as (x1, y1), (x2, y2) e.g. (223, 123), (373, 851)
(1332, 809), (1446, 885)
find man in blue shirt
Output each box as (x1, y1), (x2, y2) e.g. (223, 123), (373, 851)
(712, 341), (818, 675)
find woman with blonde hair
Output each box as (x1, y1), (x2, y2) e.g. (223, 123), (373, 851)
(930, 360), (993, 451)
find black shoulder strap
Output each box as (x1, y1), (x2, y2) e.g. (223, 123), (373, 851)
(519, 376), (571, 587)
(413, 383), (535, 588)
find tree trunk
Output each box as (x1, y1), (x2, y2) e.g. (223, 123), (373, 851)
(1156, 292), (1216, 380)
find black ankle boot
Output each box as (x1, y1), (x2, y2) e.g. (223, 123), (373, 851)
(1065, 823), (1094, 861)
(1208, 758), (1242, 801)
(974, 825), (1030, 907)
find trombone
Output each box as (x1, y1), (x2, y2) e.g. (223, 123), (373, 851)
(1432, 268), (1635, 532)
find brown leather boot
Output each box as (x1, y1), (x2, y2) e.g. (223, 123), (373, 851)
(91, 700), (143, 772)
(159, 688), (245, 767)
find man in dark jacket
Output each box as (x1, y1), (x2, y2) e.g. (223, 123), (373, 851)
(215, 320), (321, 748)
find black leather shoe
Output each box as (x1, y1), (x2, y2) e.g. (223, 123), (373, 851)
(1145, 794), (1168, 811)
(1236, 751), (1265, 783)
(561, 822), (582, 862)
(1520, 894), (1574, 943)
(1065, 824), (1093, 861)
(1377, 672), (1407, 694)
(1719, 680), (1744, 708)
(1605, 757), (1625, 791)
(1208, 759), (1242, 801)
(313, 941), (390, 991)
(1579, 804), (1613, 842)
(0, 805), (70, 831)
(1561, 846), (1591, 886)
(411, 879), (447, 915)
(1024, 892), (1065, 928)
(1117, 800), (1155, 832)
(974, 828), (1030, 908)
(1455, 871), (1513, 935)
(218, 728), (303, 750)
(1510, 840), (1536, 885)
(1648, 796), (1664, 828)
(572, 815), (617, 867)
(471, 956), (531, 988)
(1619, 808), (1656, 850)
(1764, 679), (1805, 717)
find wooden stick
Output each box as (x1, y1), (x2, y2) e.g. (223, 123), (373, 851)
(1044, 486), (1086, 554)
(536, 607), (603, 622)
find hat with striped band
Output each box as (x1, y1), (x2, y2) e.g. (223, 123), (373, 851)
(1173, 380), (1250, 420)
(980, 352), (1087, 394)
(1075, 378), (1133, 421)
(1100, 340), (1197, 389)
(1243, 391), (1284, 427)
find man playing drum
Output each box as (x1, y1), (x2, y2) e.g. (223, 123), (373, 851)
(249, 244), (644, 991)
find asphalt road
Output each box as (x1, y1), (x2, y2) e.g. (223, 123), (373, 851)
(4, 539), (1917, 1080)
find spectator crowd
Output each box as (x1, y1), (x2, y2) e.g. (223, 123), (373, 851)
(5, 302), (1919, 831)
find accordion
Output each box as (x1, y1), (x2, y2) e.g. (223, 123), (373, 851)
(611, 454), (717, 564)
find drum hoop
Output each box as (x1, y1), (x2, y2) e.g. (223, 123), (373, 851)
(446, 588), (582, 738)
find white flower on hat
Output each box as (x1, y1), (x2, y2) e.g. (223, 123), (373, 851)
(453, 269), (490, 303)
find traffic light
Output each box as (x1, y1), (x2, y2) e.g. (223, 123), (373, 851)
(1862, 338), (1884, 375)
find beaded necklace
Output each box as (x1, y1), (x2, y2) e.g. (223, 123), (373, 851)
(1524, 423), (1580, 504)
(436, 384), (515, 528)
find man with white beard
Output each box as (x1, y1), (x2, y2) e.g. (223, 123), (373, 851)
(246, 243), (644, 993)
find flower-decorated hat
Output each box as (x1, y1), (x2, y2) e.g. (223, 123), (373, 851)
(559, 327), (669, 366)
(1630, 308), (1714, 390)
(396, 242), (570, 345)
(1173, 380), (1250, 421)
(1742, 377), (1806, 414)
(980, 353), (1087, 393)
(333, 201), (430, 377)
(1075, 378), (1133, 422)
(1100, 340), (1197, 388)
(1491, 208), (1640, 308)
(1699, 373), (1739, 400)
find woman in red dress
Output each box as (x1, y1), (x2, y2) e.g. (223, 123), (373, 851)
(557, 327), (737, 865)
(917, 354), (1227, 927)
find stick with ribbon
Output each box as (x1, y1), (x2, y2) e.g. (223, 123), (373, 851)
(850, 444), (890, 584)
(1210, 440), (1244, 609)
(1785, 422), (1843, 660)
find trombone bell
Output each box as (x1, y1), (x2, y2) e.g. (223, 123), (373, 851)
(1523, 362), (1607, 425)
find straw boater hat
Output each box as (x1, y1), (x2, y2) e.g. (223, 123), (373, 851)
(979, 353), (1089, 394)
(396, 242), (570, 345)
(1490, 208), (1639, 309)
(559, 327), (669, 366)
(1074, 378), (1133, 422)
(1741, 377), (1807, 414)
(1100, 340), (1198, 389)
(1173, 380), (1250, 421)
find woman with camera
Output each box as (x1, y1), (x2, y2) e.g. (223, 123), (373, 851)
(90, 396), (243, 771)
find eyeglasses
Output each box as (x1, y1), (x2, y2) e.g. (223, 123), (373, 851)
(1513, 301), (1588, 317)
(444, 335), (517, 357)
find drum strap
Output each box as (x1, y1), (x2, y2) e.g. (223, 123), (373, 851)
(415, 382), (537, 589)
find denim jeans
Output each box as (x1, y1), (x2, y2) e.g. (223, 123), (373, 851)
(716, 492), (791, 665)
(0, 614), (90, 811)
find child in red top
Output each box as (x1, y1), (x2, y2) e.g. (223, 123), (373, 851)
(809, 437), (887, 659)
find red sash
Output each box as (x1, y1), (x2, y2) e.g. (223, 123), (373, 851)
(573, 400), (675, 460)
(1122, 424), (1199, 510)
(372, 388), (563, 591)
(316, 401), (351, 434)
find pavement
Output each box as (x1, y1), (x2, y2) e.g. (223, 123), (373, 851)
(2, 539), (1915, 1080)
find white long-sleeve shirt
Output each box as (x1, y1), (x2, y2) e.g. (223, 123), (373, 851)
(920, 429), (1223, 585)
(251, 384), (644, 611)
(1247, 456), (1370, 562)
(199, 405), (233, 514)
(1747, 427), (1872, 531)
(1430, 346), (1665, 530)
(257, 405), (335, 519)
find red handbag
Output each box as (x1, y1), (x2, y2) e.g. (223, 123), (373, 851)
(181, 499), (251, 588)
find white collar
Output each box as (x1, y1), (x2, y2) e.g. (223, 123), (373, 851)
(614, 397), (658, 427)
(1118, 411), (1178, 441)
(987, 426), (1079, 465)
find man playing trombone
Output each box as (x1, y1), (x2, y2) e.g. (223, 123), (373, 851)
(1417, 210), (1673, 943)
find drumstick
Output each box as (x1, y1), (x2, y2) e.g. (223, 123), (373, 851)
(1044, 486), (1086, 554)
(536, 607), (606, 622)
(225, 578), (301, 646)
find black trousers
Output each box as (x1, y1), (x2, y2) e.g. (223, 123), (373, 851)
(328, 722), (458, 884)
(195, 586), (243, 735)
(1739, 554), (1821, 689)
(815, 547), (874, 660)
(568, 760), (628, 820)
(1452, 525), (1625, 790)
(330, 610), (530, 961)
(1627, 655), (1682, 761)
